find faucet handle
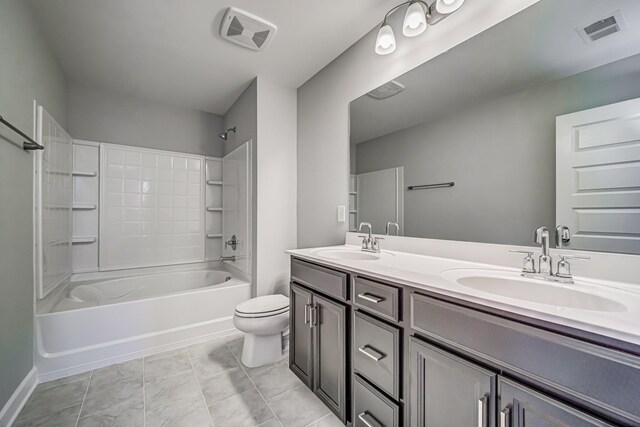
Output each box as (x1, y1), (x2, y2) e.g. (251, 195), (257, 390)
(509, 250), (536, 274)
(556, 255), (590, 278)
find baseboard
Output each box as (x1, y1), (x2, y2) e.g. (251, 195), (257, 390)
(0, 367), (38, 427)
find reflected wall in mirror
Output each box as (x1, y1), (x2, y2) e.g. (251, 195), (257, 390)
(349, 0), (640, 254)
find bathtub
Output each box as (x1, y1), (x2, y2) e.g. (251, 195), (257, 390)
(35, 265), (251, 381)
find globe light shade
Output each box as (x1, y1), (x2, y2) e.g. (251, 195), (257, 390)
(403, 2), (427, 37)
(375, 24), (396, 55)
(433, 0), (464, 15)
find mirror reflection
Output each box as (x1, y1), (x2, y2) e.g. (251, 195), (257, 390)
(349, 0), (640, 254)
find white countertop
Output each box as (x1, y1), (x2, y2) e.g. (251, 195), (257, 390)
(287, 245), (640, 348)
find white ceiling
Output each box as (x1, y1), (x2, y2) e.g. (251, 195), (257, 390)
(28, 0), (392, 115)
(350, 0), (640, 144)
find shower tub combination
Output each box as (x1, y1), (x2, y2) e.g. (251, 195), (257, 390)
(36, 265), (251, 381)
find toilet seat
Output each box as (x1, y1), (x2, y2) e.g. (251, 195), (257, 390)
(234, 294), (289, 318)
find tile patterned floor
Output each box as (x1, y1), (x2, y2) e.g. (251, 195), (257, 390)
(14, 334), (344, 427)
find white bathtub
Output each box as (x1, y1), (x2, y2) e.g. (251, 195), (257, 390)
(35, 266), (251, 381)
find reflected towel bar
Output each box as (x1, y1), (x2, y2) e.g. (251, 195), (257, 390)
(407, 182), (454, 190)
(0, 114), (44, 150)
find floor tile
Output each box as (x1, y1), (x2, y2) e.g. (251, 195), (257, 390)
(257, 419), (282, 427)
(208, 388), (274, 427)
(16, 378), (89, 422)
(77, 398), (144, 427)
(199, 366), (254, 406)
(38, 371), (92, 391)
(145, 370), (201, 411)
(91, 359), (143, 389)
(268, 385), (331, 427)
(251, 363), (302, 400)
(144, 350), (192, 380)
(81, 376), (143, 417)
(190, 344), (239, 380)
(144, 347), (188, 363)
(14, 404), (81, 427)
(186, 337), (230, 360)
(307, 413), (344, 427)
(146, 393), (212, 427)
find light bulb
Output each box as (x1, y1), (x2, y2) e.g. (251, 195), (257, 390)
(375, 24), (396, 55)
(433, 0), (464, 15)
(403, 2), (427, 37)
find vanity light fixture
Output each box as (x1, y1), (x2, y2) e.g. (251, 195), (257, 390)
(375, 0), (465, 55)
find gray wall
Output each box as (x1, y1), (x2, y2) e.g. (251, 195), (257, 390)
(355, 55), (640, 246)
(0, 0), (68, 410)
(296, 0), (537, 248)
(68, 84), (225, 157)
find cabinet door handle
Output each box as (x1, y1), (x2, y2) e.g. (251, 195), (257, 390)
(357, 292), (384, 304)
(358, 411), (382, 427)
(304, 303), (310, 324)
(499, 406), (510, 427)
(477, 394), (488, 427)
(310, 305), (318, 327)
(358, 345), (385, 362)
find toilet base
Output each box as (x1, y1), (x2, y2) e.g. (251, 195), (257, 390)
(241, 332), (284, 368)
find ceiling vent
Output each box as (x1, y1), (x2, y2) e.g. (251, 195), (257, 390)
(220, 7), (277, 51)
(576, 10), (626, 45)
(367, 80), (405, 100)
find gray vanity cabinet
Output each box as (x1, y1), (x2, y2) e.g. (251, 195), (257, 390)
(498, 378), (613, 427)
(410, 338), (495, 427)
(290, 283), (313, 386)
(313, 293), (348, 420)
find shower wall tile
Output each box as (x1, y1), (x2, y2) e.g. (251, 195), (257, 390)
(100, 144), (205, 270)
(72, 141), (100, 273)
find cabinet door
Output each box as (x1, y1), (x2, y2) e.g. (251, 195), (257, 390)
(410, 338), (495, 427)
(290, 283), (313, 386)
(498, 378), (613, 427)
(313, 293), (348, 421)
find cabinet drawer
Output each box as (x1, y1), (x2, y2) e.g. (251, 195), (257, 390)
(291, 258), (348, 302)
(353, 277), (400, 321)
(354, 310), (401, 399)
(354, 375), (400, 427)
(411, 292), (640, 425)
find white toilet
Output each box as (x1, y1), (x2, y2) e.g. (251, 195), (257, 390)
(233, 294), (290, 368)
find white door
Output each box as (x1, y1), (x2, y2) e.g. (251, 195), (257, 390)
(356, 167), (404, 235)
(556, 98), (640, 254)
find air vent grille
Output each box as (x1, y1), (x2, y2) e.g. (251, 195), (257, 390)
(220, 7), (277, 51)
(577, 11), (626, 44)
(367, 80), (405, 100)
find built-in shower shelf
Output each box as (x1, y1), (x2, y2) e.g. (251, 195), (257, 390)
(349, 191), (357, 195)
(206, 207), (223, 212)
(349, 210), (357, 214)
(73, 203), (97, 210)
(207, 180), (223, 185)
(72, 170), (98, 177)
(72, 236), (97, 244)
(207, 233), (222, 238)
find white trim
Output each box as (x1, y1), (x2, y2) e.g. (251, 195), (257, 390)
(72, 139), (101, 148)
(0, 368), (38, 427)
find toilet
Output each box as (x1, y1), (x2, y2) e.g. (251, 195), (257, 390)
(233, 294), (290, 368)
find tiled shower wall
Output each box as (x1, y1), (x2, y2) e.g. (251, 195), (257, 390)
(99, 144), (205, 270)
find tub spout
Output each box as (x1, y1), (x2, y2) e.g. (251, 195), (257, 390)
(220, 256), (236, 262)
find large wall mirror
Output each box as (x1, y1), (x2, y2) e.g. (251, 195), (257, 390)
(349, 0), (640, 255)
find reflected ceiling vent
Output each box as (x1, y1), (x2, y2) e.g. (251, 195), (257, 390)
(367, 80), (405, 100)
(577, 10), (626, 45)
(220, 7), (277, 51)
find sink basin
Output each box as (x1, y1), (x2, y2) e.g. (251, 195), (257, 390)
(442, 269), (627, 313)
(312, 249), (380, 261)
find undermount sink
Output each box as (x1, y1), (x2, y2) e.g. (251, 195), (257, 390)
(312, 249), (380, 261)
(441, 269), (627, 313)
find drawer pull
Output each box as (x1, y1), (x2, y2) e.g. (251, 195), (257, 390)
(477, 394), (488, 427)
(499, 406), (510, 427)
(358, 293), (385, 304)
(358, 411), (382, 427)
(358, 345), (385, 362)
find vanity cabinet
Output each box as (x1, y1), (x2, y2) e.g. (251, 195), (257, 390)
(289, 256), (640, 427)
(409, 338), (495, 427)
(290, 260), (349, 422)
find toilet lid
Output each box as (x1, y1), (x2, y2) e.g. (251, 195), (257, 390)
(235, 294), (289, 317)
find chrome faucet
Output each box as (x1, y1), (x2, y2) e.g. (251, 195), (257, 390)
(385, 222), (400, 236)
(534, 226), (552, 275)
(358, 222), (383, 253)
(555, 225), (570, 248)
